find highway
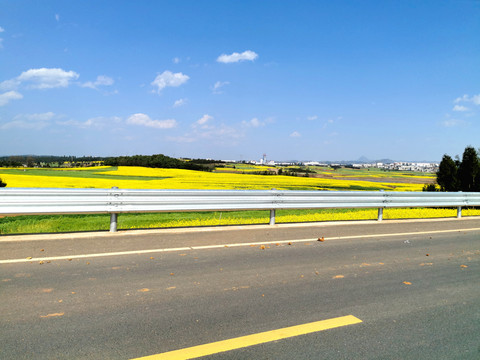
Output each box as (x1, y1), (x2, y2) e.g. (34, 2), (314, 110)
(1, 218), (480, 359)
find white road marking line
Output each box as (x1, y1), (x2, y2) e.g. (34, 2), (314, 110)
(1, 227), (479, 264)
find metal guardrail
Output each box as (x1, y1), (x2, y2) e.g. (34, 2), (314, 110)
(1, 188), (479, 232)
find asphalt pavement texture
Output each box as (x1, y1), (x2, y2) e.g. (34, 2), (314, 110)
(1, 217), (480, 359)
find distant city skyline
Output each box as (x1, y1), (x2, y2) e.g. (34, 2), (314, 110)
(1, 1), (479, 161)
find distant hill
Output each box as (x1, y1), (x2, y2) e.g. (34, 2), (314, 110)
(357, 156), (370, 163)
(375, 158), (395, 164)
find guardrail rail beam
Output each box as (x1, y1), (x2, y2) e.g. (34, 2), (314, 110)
(1, 188), (479, 231)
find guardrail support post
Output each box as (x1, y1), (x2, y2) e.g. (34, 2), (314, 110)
(377, 208), (383, 221)
(269, 209), (276, 225)
(110, 213), (118, 232)
(378, 189), (385, 221)
(110, 186), (119, 232)
(457, 206), (462, 219)
(269, 188), (277, 225)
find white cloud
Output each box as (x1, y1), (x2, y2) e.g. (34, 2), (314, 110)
(194, 114), (214, 129)
(11, 68), (79, 89)
(453, 105), (469, 112)
(1, 112), (56, 130)
(58, 116), (121, 129)
(307, 115), (318, 121)
(442, 119), (466, 127)
(81, 75), (114, 89)
(86, 116), (121, 128)
(242, 117), (264, 128)
(172, 57), (180, 64)
(322, 119), (335, 129)
(173, 98), (187, 107)
(454, 94), (469, 103)
(23, 112), (56, 121)
(212, 81), (229, 94)
(454, 94), (480, 105)
(249, 118), (261, 127)
(243, 117), (274, 128)
(0, 91), (23, 106)
(19, 68), (79, 89)
(55, 14), (60, 22)
(195, 124), (243, 141)
(127, 113), (177, 129)
(290, 131), (301, 138)
(217, 50), (258, 63)
(0, 79), (20, 91)
(197, 114), (212, 125)
(1, 120), (47, 130)
(151, 71), (189, 93)
(0, 27), (4, 49)
(171, 115), (244, 145)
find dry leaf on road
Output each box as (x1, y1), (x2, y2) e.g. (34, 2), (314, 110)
(40, 312), (64, 318)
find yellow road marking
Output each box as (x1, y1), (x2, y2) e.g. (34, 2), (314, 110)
(131, 315), (362, 360)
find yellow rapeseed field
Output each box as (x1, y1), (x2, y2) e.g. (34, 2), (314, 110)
(124, 208), (480, 229)
(0, 166), (425, 191)
(1, 166), (479, 232)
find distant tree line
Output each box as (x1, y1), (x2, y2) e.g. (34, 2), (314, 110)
(103, 154), (220, 171)
(0, 154), (224, 172)
(279, 167), (316, 177)
(182, 158), (223, 165)
(0, 155), (104, 167)
(427, 146), (480, 192)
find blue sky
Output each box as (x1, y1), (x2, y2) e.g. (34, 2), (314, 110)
(1, 1), (479, 161)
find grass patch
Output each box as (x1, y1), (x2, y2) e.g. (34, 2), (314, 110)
(2, 208), (479, 235)
(0, 214), (112, 234)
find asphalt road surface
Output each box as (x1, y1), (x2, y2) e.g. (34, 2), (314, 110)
(1, 218), (480, 359)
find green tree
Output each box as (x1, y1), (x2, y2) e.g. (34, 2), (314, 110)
(436, 154), (459, 191)
(422, 183), (438, 192)
(26, 156), (35, 167)
(458, 146), (480, 192)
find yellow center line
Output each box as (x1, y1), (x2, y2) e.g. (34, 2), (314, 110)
(132, 315), (362, 360)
